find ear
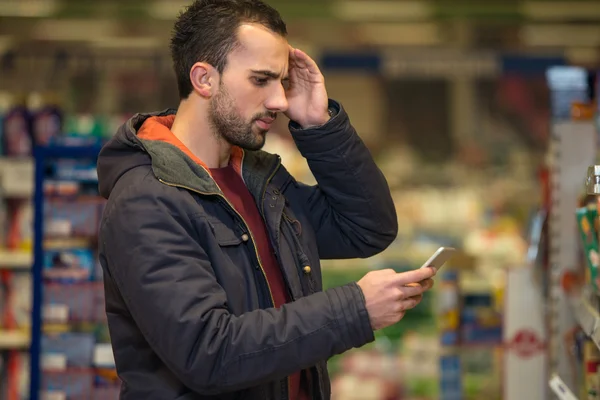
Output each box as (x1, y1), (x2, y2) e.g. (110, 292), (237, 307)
(190, 62), (218, 98)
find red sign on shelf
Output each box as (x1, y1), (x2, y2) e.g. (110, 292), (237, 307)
(506, 329), (546, 358)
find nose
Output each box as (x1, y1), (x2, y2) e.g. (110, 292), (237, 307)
(264, 83), (288, 113)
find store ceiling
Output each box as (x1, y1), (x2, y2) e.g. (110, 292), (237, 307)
(0, 0), (599, 57)
(1, 0), (600, 21)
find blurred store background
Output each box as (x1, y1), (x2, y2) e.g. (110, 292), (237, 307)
(1, 0), (600, 399)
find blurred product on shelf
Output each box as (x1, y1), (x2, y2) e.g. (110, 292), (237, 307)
(400, 334), (440, 399)
(576, 205), (600, 292)
(460, 293), (502, 345)
(1, 106), (32, 158)
(330, 349), (403, 400)
(583, 339), (600, 398)
(439, 351), (462, 400)
(437, 271), (460, 347)
(32, 105), (62, 148)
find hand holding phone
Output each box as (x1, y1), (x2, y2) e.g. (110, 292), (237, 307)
(357, 267), (436, 330)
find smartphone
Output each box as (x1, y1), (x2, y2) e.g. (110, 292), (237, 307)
(420, 246), (456, 271)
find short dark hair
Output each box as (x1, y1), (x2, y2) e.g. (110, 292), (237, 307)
(170, 0), (287, 99)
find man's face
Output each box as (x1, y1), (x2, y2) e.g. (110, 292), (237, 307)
(209, 23), (289, 151)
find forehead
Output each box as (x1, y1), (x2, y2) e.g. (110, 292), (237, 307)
(227, 24), (289, 73)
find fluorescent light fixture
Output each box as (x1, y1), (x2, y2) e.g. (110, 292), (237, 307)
(31, 19), (119, 41)
(90, 37), (161, 49)
(521, 24), (600, 47)
(0, 0), (58, 17)
(522, 2), (600, 21)
(357, 23), (441, 46)
(333, 1), (433, 21)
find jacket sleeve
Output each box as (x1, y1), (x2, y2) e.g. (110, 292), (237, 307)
(100, 183), (374, 395)
(286, 99), (398, 260)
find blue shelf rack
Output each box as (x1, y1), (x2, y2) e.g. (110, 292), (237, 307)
(28, 143), (113, 400)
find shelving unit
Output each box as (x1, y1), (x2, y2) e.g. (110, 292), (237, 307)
(27, 143), (118, 400)
(543, 66), (598, 399)
(0, 153), (34, 400)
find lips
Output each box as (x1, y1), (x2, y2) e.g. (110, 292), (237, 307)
(255, 117), (275, 130)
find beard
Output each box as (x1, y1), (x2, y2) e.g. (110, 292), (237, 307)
(209, 83), (275, 151)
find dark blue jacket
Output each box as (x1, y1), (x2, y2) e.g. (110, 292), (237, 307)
(96, 100), (398, 400)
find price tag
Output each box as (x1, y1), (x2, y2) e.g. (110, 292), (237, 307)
(0, 159), (33, 197)
(43, 304), (69, 323)
(42, 353), (67, 371)
(94, 343), (116, 367)
(46, 220), (72, 236)
(42, 391), (66, 400)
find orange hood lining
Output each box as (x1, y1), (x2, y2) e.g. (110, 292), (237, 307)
(137, 115), (243, 177)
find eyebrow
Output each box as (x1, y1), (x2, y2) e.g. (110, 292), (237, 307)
(251, 69), (289, 81)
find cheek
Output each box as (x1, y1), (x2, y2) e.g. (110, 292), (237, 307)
(234, 89), (266, 116)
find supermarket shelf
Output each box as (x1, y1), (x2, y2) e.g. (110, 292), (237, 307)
(0, 250), (32, 270)
(0, 157), (34, 197)
(569, 289), (600, 348)
(0, 331), (30, 350)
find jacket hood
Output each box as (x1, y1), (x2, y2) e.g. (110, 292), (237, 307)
(97, 109), (177, 199)
(97, 109), (280, 201)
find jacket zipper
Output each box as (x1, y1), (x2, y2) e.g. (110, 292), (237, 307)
(255, 158), (292, 400)
(157, 178), (276, 307)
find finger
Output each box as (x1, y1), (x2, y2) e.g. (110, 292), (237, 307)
(291, 48), (321, 75)
(401, 279), (433, 298)
(408, 293), (423, 304)
(405, 278), (433, 289)
(392, 267), (436, 286)
(399, 296), (422, 311)
(418, 278), (434, 290)
(399, 283), (426, 299)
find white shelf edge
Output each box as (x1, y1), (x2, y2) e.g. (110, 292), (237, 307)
(549, 374), (579, 400)
(0, 331), (30, 350)
(0, 250), (33, 269)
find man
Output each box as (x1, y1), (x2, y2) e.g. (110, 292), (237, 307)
(96, 1), (436, 399)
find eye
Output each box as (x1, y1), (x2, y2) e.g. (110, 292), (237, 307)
(252, 77), (269, 87)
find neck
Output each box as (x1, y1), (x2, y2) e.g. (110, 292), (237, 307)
(171, 98), (231, 168)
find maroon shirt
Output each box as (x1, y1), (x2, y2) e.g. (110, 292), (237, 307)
(210, 165), (310, 400)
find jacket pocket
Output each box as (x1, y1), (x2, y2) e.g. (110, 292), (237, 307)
(209, 220), (244, 247)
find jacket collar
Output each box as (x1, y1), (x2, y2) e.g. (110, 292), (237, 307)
(125, 109), (281, 201)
